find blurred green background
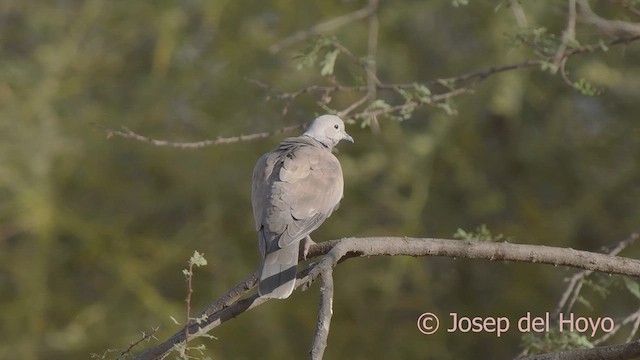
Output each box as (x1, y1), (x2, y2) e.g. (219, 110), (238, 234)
(1, 1), (639, 359)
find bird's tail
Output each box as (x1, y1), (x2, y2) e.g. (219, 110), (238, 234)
(258, 242), (299, 299)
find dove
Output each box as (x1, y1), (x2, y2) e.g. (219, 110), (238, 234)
(251, 114), (353, 299)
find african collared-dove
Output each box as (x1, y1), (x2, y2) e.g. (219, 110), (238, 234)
(251, 115), (353, 299)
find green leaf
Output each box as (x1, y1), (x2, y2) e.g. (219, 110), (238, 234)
(367, 99), (391, 110)
(573, 78), (601, 96)
(598, 39), (609, 51)
(320, 49), (340, 76)
(436, 78), (455, 90)
(453, 224), (506, 241)
(415, 84), (431, 97)
(453, 228), (471, 240)
(189, 250), (208, 267)
(436, 100), (458, 115)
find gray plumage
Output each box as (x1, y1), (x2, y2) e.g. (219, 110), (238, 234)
(251, 115), (353, 299)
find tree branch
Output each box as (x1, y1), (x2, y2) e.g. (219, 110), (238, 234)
(100, 34), (639, 149)
(255, 34), (639, 124)
(551, 0), (577, 73)
(594, 308), (640, 345)
(513, 232), (639, 359)
(133, 236), (640, 360)
(609, 0), (640, 18)
(365, 0), (380, 132)
(309, 267), (334, 360)
(520, 339), (640, 360)
(101, 124), (302, 148)
(268, 6), (376, 54)
(578, 0), (640, 35)
(553, 232), (639, 319)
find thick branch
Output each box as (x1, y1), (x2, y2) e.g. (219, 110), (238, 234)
(309, 268), (334, 360)
(133, 237), (640, 360)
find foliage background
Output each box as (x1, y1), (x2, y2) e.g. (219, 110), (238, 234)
(1, 1), (639, 359)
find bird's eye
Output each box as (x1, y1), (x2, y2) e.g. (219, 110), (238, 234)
(333, 124), (339, 129)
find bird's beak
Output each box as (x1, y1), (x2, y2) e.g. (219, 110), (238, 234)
(343, 131), (354, 143)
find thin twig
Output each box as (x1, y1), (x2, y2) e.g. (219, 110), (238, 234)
(558, 56), (576, 88)
(105, 35), (639, 149)
(366, 0), (380, 132)
(509, 0), (528, 27)
(120, 328), (160, 358)
(627, 313), (640, 343)
(564, 34), (640, 57)
(438, 59), (541, 85)
(577, 0), (640, 35)
(553, 232), (639, 318)
(594, 308), (640, 345)
(609, 0), (640, 17)
(102, 124), (302, 148)
(520, 339), (640, 360)
(260, 35), (639, 119)
(337, 95), (369, 118)
(551, 0), (577, 74)
(513, 232), (640, 359)
(183, 261), (195, 358)
(269, 6), (376, 54)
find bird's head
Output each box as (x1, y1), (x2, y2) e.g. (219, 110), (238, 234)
(303, 114), (354, 148)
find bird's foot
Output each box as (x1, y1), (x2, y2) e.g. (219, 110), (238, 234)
(301, 235), (317, 260)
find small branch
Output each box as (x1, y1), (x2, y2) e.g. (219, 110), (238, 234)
(564, 34), (640, 57)
(509, 0), (528, 27)
(365, 0), (380, 132)
(337, 95), (369, 118)
(438, 59), (541, 85)
(183, 261), (195, 358)
(558, 56), (576, 88)
(269, 6), (376, 54)
(609, 0), (640, 17)
(350, 87), (474, 120)
(309, 267), (334, 360)
(119, 328), (160, 359)
(577, 0), (640, 35)
(551, 0), (577, 74)
(627, 313), (640, 343)
(102, 124), (301, 148)
(105, 35), (639, 150)
(594, 308), (640, 345)
(520, 339), (640, 360)
(553, 232), (639, 318)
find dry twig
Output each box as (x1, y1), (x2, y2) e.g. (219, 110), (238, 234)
(268, 6), (376, 54)
(102, 124), (301, 148)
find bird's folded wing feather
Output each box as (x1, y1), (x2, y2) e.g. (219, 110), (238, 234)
(251, 137), (344, 251)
